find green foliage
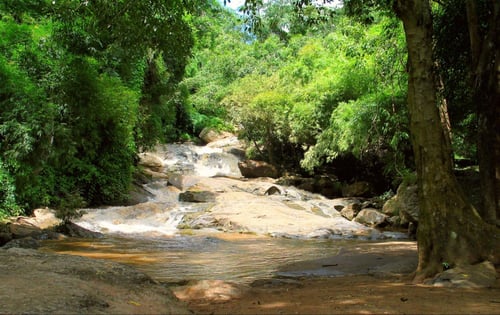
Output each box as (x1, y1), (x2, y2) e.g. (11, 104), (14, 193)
(212, 13), (410, 177)
(0, 160), (22, 219)
(0, 1), (197, 215)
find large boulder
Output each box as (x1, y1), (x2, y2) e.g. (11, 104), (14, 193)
(382, 181), (419, 225)
(238, 160), (279, 178)
(199, 127), (233, 144)
(353, 209), (388, 227)
(138, 152), (164, 172)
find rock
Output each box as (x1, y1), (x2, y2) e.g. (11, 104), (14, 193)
(0, 248), (190, 314)
(387, 215), (401, 226)
(329, 198), (364, 211)
(382, 195), (399, 216)
(31, 208), (62, 229)
(199, 128), (233, 144)
(9, 220), (42, 238)
(182, 213), (218, 229)
(62, 222), (104, 238)
(353, 209), (388, 227)
(297, 180), (315, 194)
(264, 185), (282, 195)
(238, 160), (279, 178)
(172, 279), (244, 302)
(429, 261), (497, 288)
(3, 237), (40, 249)
(226, 147), (246, 160)
(138, 152), (164, 172)
(340, 203), (362, 220)
(277, 175), (341, 198)
(197, 152), (243, 178)
(0, 232), (13, 246)
(168, 173), (202, 190)
(342, 181), (374, 197)
(382, 182), (419, 226)
(179, 190), (217, 203)
(127, 183), (155, 205)
(9, 208), (62, 237)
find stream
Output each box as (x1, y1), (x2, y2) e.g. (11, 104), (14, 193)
(41, 233), (355, 284)
(40, 137), (410, 285)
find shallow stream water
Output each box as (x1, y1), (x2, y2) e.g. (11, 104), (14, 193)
(41, 233), (355, 284)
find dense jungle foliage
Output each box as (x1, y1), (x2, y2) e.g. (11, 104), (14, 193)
(0, 0), (485, 219)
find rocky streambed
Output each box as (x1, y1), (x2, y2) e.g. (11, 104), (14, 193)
(1, 134), (497, 314)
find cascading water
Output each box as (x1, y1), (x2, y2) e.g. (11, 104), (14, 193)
(41, 136), (412, 285)
(73, 137), (243, 236)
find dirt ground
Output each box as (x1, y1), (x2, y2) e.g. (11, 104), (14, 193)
(174, 241), (500, 315)
(183, 274), (500, 315)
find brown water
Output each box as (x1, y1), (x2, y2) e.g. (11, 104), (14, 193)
(41, 232), (352, 284)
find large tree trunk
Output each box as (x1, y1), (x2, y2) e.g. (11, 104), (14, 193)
(466, 0), (500, 224)
(394, 0), (499, 281)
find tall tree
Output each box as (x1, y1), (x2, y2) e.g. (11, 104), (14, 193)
(393, 0), (498, 280)
(465, 0), (500, 223)
(236, 0), (500, 280)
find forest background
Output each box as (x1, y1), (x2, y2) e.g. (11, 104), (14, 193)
(0, 0), (498, 280)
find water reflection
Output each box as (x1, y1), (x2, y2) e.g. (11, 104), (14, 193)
(41, 233), (347, 284)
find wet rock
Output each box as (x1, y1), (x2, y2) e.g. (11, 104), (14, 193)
(3, 237), (40, 249)
(172, 279), (244, 302)
(179, 190), (217, 203)
(238, 160), (279, 178)
(138, 152), (164, 172)
(62, 222), (104, 238)
(340, 203), (362, 220)
(182, 213), (217, 229)
(168, 174), (202, 190)
(353, 209), (388, 227)
(127, 183), (155, 205)
(307, 228), (335, 239)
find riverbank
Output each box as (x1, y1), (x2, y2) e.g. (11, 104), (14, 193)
(171, 239), (499, 314)
(1, 238), (499, 314)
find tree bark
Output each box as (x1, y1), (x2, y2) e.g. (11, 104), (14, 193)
(466, 0), (500, 224)
(394, 0), (499, 281)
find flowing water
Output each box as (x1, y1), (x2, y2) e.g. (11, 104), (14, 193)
(40, 139), (408, 284)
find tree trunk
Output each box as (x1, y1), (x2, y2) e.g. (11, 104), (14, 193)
(466, 0), (500, 224)
(394, 0), (499, 281)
